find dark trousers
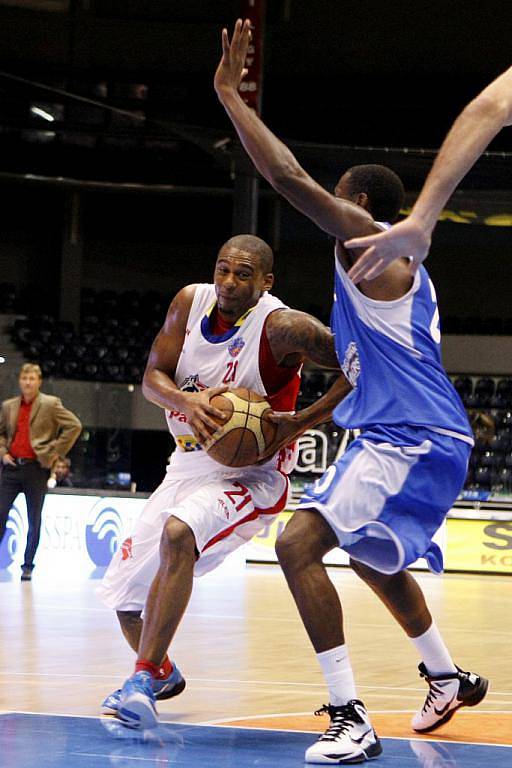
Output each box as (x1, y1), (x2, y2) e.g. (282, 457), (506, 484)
(0, 462), (50, 570)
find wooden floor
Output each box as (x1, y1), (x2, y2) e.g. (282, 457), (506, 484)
(0, 563), (511, 744)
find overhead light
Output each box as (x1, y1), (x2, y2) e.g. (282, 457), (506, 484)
(30, 106), (55, 122)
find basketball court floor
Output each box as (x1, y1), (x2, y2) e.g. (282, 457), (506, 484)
(1, 562), (511, 767)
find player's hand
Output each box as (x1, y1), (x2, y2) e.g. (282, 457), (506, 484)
(214, 18), (252, 98)
(344, 217), (431, 284)
(258, 412), (305, 462)
(181, 387), (229, 444)
(2, 452), (16, 466)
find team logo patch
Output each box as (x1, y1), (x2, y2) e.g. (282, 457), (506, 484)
(175, 435), (203, 452)
(85, 504), (123, 567)
(217, 497), (230, 519)
(0, 504), (26, 569)
(121, 537), (133, 561)
(228, 337), (245, 357)
(179, 374), (206, 393)
(342, 341), (361, 387)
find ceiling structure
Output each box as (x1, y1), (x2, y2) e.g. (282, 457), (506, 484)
(0, 0), (510, 193)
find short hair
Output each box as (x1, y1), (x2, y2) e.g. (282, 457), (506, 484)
(222, 234), (274, 273)
(20, 363), (42, 379)
(56, 456), (71, 468)
(343, 164), (405, 223)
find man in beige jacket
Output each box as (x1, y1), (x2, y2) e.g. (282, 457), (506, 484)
(0, 363), (82, 580)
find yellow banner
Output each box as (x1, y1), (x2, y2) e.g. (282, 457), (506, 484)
(247, 512), (512, 575)
(445, 518), (512, 574)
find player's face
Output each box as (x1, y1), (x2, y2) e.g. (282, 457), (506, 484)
(19, 372), (42, 401)
(214, 246), (273, 320)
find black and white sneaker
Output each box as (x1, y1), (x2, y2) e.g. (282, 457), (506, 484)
(412, 662), (489, 733)
(305, 700), (382, 764)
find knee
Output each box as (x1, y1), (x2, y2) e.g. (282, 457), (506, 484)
(276, 524), (318, 574)
(350, 557), (388, 587)
(161, 516), (196, 560)
(275, 525), (300, 570)
(116, 609), (141, 627)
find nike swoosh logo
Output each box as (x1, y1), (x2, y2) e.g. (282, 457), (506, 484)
(351, 729), (372, 744)
(434, 697), (456, 716)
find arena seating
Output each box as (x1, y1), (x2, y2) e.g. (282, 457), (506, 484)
(297, 372), (512, 496)
(0, 283), (19, 313)
(5, 288), (512, 495)
(9, 288), (169, 384)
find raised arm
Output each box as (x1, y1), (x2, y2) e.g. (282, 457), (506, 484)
(214, 19), (378, 244)
(143, 286), (227, 442)
(345, 65), (512, 282)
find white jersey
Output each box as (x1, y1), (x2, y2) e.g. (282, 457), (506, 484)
(165, 284), (299, 478)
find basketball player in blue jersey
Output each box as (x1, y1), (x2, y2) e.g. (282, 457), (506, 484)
(99, 233), (353, 730)
(215, 20), (488, 764)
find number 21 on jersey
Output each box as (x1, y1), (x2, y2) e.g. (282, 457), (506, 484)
(222, 360), (238, 384)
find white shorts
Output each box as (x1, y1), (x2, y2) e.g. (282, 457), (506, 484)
(97, 466), (289, 611)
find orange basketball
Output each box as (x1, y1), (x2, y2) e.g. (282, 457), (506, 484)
(205, 388), (277, 468)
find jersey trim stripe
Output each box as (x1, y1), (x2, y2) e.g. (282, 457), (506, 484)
(201, 474), (289, 553)
(200, 302), (257, 343)
(427, 426), (474, 446)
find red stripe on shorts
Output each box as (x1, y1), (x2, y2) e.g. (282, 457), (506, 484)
(201, 474), (289, 553)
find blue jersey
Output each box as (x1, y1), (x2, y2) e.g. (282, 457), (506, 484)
(332, 251), (473, 443)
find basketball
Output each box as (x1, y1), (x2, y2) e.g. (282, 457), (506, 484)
(205, 388), (277, 467)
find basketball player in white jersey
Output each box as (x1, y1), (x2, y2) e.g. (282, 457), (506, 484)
(215, 20), (488, 764)
(99, 233), (351, 730)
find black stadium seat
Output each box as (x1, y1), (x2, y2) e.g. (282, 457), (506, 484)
(453, 376), (473, 404)
(473, 377), (495, 406)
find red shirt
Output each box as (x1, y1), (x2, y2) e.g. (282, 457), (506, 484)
(10, 400), (37, 459)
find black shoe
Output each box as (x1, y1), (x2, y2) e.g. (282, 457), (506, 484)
(21, 569), (32, 581)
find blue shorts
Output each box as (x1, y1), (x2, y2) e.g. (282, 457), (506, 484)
(297, 426), (471, 575)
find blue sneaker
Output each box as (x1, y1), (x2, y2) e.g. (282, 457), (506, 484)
(116, 671), (158, 730)
(101, 663), (186, 715)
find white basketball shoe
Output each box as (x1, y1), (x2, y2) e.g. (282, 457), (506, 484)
(412, 663), (488, 733)
(305, 700), (382, 764)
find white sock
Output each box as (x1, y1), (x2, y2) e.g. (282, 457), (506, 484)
(411, 621), (457, 676)
(316, 645), (358, 706)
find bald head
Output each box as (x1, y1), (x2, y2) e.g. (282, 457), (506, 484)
(222, 234), (274, 274)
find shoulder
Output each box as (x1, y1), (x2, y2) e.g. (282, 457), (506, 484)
(2, 396), (19, 409)
(40, 394), (62, 407)
(265, 308), (333, 356)
(264, 307), (295, 336)
(266, 308), (326, 333)
(161, 284), (200, 330)
(169, 284), (200, 310)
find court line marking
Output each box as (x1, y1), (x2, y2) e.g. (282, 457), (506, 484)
(5, 602), (512, 632)
(205, 709), (512, 724)
(0, 671), (510, 698)
(2, 709), (511, 749)
(3, 602), (512, 637)
(199, 715), (512, 749)
(71, 754), (175, 763)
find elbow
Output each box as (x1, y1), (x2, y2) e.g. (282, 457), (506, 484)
(142, 370), (159, 404)
(141, 376), (152, 402)
(268, 161), (308, 196)
(465, 91), (511, 127)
